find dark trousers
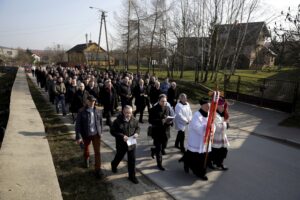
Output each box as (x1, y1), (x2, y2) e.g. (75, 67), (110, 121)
(103, 104), (113, 127)
(111, 143), (136, 178)
(152, 138), (167, 166)
(83, 134), (101, 170)
(210, 147), (228, 166)
(175, 130), (185, 151)
(134, 104), (145, 122)
(55, 95), (66, 115)
(184, 150), (207, 177)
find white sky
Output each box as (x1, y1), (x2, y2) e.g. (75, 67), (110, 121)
(0, 0), (298, 50)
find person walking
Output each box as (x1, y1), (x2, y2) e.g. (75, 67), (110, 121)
(75, 95), (104, 179)
(174, 93), (192, 153)
(133, 79), (148, 123)
(110, 105), (140, 184)
(148, 94), (172, 171)
(100, 79), (117, 127)
(210, 97), (230, 170)
(54, 77), (67, 116)
(179, 97), (215, 181)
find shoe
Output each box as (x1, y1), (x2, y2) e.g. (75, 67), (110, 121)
(150, 148), (155, 159)
(157, 165), (165, 171)
(218, 164), (228, 171)
(128, 176), (139, 184)
(111, 162), (117, 173)
(208, 162), (216, 170)
(161, 149), (166, 155)
(200, 175), (208, 181)
(95, 170), (104, 179)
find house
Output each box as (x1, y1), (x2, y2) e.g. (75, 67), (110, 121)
(66, 41), (114, 67)
(176, 22), (276, 69)
(0, 46), (18, 65)
(214, 21), (275, 69)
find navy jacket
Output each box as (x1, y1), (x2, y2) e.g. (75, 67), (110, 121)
(75, 106), (103, 140)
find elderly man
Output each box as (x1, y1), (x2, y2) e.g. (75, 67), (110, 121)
(167, 81), (178, 108)
(119, 76), (133, 108)
(100, 79), (117, 127)
(110, 105), (140, 184)
(75, 95), (103, 179)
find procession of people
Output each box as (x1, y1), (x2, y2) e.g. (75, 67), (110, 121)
(32, 65), (230, 183)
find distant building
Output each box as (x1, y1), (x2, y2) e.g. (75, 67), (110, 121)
(176, 21), (276, 69)
(0, 46), (18, 65)
(66, 41), (114, 67)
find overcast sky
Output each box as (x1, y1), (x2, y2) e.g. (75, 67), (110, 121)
(0, 0), (298, 50)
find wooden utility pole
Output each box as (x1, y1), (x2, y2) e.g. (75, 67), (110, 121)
(90, 6), (111, 69)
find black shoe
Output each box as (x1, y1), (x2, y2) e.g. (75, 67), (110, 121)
(157, 165), (165, 171)
(151, 148), (155, 159)
(218, 164), (228, 171)
(183, 162), (189, 173)
(111, 162), (117, 173)
(200, 175), (208, 181)
(161, 149), (166, 155)
(208, 163), (216, 170)
(128, 176), (139, 184)
(95, 170), (104, 179)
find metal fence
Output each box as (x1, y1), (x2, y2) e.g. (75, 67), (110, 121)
(224, 74), (299, 113)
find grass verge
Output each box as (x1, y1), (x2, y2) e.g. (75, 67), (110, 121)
(27, 76), (114, 200)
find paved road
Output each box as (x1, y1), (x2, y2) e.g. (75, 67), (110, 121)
(101, 105), (300, 200)
(28, 72), (300, 200)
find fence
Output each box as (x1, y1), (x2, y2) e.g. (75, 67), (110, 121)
(224, 74), (299, 113)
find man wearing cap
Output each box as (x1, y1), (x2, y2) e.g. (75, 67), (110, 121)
(179, 97), (215, 180)
(209, 97), (230, 170)
(75, 95), (103, 179)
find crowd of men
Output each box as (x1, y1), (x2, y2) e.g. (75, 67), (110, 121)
(32, 65), (229, 184)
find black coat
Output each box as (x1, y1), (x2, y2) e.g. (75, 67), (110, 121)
(110, 114), (140, 148)
(100, 86), (117, 111)
(70, 90), (89, 113)
(148, 104), (172, 141)
(133, 85), (148, 107)
(149, 87), (162, 105)
(167, 87), (178, 108)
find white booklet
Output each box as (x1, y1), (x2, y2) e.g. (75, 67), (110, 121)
(127, 135), (137, 146)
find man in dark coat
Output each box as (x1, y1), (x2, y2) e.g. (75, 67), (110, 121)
(148, 94), (172, 171)
(100, 79), (117, 127)
(133, 79), (148, 123)
(70, 83), (89, 114)
(75, 95), (103, 179)
(167, 81), (178, 108)
(119, 76), (133, 108)
(110, 105), (140, 184)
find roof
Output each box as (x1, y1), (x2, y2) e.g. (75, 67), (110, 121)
(66, 42), (106, 53)
(215, 21), (270, 46)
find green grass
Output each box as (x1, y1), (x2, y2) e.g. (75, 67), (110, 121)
(27, 77), (114, 200)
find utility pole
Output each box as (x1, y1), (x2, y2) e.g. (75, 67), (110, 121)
(90, 6), (111, 69)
